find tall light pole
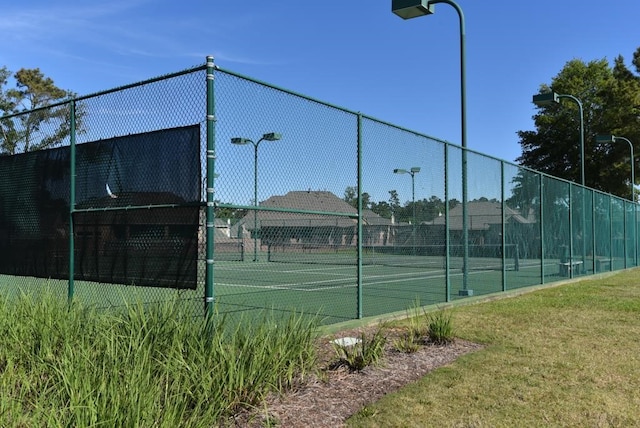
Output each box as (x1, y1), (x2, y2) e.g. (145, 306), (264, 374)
(532, 91), (585, 186)
(231, 132), (282, 261)
(533, 91), (586, 274)
(392, 0), (471, 295)
(596, 134), (635, 202)
(596, 134), (638, 268)
(394, 167), (421, 254)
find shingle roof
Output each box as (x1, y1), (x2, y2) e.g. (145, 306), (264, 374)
(235, 191), (355, 228)
(430, 201), (535, 230)
(238, 191), (388, 228)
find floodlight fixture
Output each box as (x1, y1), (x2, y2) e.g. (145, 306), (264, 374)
(532, 91), (585, 186)
(262, 132), (282, 141)
(391, 0), (435, 19)
(231, 137), (251, 145)
(532, 92), (560, 106)
(595, 134), (615, 144)
(596, 134), (635, 202)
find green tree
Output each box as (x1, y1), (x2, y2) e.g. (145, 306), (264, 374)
(396, 195), (446, 224)
(343, 186), (370, 209)
(517, 48), (640, 200)
(0, 67), (80, 154)
(388, 190), (400, 217)
(216, 206), (247, 223)
(370, 200), (392, 219)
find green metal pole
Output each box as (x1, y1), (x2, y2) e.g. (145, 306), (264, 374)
(610, 196), (614, 270)
(357, 113), (363, 319)
(253, 141), (259, 262)
(559, 94), (586, 274)
(501, 162), (506, 292)
(431, 0), (470, 295)
(412, 172), (416, 256)
(540, 175), (545, 283)
(444, 144), (451, 302)
(562, 95), (585, 187)
(624, 199), (628, 269)
(629, 138), (637, 265)
(205, 56), (216, 318)
(68, 100), (76, 304)
(569, 185), (574, 279)
(592, 191), (596, 272)
(630, 140), (637, 267)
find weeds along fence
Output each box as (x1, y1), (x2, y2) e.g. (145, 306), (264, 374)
(0, 57), (638, 324)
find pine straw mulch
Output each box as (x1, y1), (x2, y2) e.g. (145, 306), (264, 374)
(234, 326), (484, 427)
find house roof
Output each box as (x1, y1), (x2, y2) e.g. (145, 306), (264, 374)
(238, 191), (392, 229)
(429, 201), (535, 230)
(362, 209), (393, 226)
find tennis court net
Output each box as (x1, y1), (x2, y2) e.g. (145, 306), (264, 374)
(209, 239), (244, 262)
(267, 243), (518, 271)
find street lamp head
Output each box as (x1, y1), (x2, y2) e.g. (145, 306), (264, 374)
(532, 92), (560, 107)
(392, 0), (434, 19)
(262, 132), (282, 141)
(595, 134), (616, 144)
(231, 137), (251, 145)
(410, 167), (421, 173)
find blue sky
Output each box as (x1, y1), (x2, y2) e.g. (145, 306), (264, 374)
(1, 0), (639, 192)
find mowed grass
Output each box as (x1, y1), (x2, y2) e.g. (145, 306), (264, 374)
(347, 269), (640, 427)
(0, 290), (318, 427)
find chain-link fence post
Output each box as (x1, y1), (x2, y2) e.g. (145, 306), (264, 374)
(68, 100), (76, 304)
(205, 56), (216, 318)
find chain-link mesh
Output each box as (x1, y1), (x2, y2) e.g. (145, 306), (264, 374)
(504, 164), (542, 289)
(1, 59), (639, 324)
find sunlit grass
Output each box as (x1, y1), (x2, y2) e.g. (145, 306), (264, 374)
(347, 269), (640, 427)
(0, 290), (318, 426)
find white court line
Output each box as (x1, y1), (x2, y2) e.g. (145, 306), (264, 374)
(218, 275), (357, 292)
(219, 268), (497, 293)
(215, 264), (353, 276)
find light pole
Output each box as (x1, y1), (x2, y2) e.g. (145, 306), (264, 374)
(533, 91), (586, 274)
(596, 134), (638, 268)
(394, 167), (421, 254)
(231, 132), (282, 261)
(532, 91), (585, 186)
(392, 0), (471, 296)
(595, 135), (635, 202)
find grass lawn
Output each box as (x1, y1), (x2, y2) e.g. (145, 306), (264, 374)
(347, 268), (640, 427)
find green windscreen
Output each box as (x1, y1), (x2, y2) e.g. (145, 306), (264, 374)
(0, 125), (201, 289)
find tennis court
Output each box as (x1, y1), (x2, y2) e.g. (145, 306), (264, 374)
(210, 249), (548, 323)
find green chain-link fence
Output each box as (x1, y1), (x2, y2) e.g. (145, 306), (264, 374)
(1, 57), (637, 324)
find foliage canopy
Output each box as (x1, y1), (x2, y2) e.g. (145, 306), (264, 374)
(518, 47), (640, 200)
(0, 66), (79, 154)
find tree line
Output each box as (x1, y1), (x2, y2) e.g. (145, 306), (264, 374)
(343, 186), (465, 224)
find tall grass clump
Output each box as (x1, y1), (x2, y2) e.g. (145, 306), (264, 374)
(333, 326), (387, 371)
(393, 299), (430, 353)
(427, 309), (455, 345)
(0, 290), (319, 426)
